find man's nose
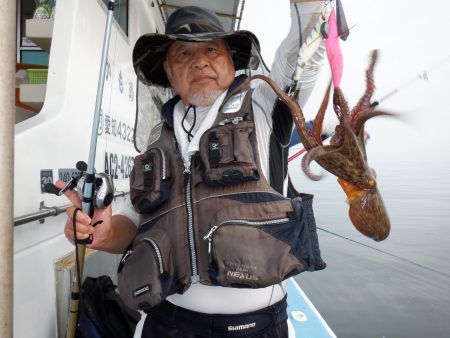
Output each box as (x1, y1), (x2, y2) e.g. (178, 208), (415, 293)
(192, 49), (210, 69)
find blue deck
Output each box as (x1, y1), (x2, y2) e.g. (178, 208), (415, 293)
(287, 278), (336, 337)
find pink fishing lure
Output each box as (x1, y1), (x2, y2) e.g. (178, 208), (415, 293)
(326, 10), (343, 88)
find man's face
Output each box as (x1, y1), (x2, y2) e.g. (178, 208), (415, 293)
(163, 39), (235, 106)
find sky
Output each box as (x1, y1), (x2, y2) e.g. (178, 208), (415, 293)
(240, 0), (450, 151)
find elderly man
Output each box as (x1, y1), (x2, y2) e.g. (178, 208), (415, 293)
(59, 1), (327, 337)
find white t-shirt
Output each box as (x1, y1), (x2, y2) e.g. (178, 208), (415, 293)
(117, 2), (326, 315)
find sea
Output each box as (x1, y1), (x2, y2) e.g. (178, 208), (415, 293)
(290, 106), (450, 338)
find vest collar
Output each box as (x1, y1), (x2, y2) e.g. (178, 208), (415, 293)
(161, 74), (249, 127)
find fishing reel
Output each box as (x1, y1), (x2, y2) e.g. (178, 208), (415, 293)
(44, 161), (114, 209)
(76, 172), (114, 209)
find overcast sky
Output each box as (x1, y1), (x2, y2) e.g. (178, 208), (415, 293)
(240, 0), (450, 152)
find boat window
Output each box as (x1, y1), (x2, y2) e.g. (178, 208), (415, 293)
(101, 0), (129, 36)
(16, 0), (53, 123)
(17, 0), (51, 66)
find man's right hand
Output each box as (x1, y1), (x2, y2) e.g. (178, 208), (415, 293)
(55, 180), (113, 250)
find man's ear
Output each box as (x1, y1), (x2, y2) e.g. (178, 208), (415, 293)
(163, 60), (172, 80)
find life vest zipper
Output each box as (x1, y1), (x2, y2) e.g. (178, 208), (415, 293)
(142, 238), (164, 274)
(183, 158), (199, 283)
(203, 217), (291, 254)
(121, 237), (164, 275)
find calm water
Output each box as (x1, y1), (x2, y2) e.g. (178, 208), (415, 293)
(290, 118), (450, 337)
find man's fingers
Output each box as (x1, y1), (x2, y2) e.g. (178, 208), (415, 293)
(55, 180), (82, 208)
(65, 229), (91, 241)
(64, 208), (94, 243)
(66, 206), (91, 225)
(66, 220), (94, 235)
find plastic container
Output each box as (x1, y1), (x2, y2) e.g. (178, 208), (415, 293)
(26, 69), (48, 84)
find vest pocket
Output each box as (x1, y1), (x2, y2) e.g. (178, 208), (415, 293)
(130, 148), (171, 213)
(202, 197), (326, 288)
(203, 217), (303, 288)
(201, 199), (303, 288)
(199, 121), (260, 186)
(117, 228), (174, 310)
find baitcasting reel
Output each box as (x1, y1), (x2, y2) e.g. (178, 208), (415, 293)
(44, 161), (114, 209)
(76, 172), (114, 209)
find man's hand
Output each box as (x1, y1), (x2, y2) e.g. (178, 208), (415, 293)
(55, 180), (113, 250)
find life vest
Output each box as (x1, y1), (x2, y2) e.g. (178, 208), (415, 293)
(117, 78), (325, 311)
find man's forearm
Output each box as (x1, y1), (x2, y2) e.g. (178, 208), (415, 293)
(254, 1), (325, 108)
(101, 215), (137, 254)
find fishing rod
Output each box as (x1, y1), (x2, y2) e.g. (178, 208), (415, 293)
(64, 1), (116, 337)
(373, 54), (450, 105)
(288, 53), (450, 162)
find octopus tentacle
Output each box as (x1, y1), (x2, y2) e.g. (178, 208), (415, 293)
(311, 81), (332, 144)
(333, 87), (351, 120)
(353, 110), (394, 137)
(301, 147), (324, 181)
(250, 74), (319, 149)
(351, 50), (378, 121)
(301, 143), (343, 181)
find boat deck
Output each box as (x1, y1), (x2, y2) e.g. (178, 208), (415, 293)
(287, 278), (336, 337)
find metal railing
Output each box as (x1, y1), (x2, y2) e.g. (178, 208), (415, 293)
(13, 191), (128, 227)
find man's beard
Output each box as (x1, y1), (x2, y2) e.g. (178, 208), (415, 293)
(188, 89), (223, 107)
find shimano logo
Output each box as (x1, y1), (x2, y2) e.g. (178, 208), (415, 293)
(133, 284), (151, 297)
(228, 322), (256, 331)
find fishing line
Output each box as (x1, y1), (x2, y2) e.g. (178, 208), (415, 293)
(374, 54), (450, 104)
(72, 208), (83, 299)
(317, 226), (450, 279)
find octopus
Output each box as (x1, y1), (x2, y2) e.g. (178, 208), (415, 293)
(250, 50), (391, 241)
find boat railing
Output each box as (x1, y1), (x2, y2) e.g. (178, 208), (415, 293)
(13, 190), (128, 227)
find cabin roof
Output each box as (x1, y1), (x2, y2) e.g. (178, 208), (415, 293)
(157, 0), (245, 31)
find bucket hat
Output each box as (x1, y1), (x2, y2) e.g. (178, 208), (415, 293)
(133, 6), (260, 87)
